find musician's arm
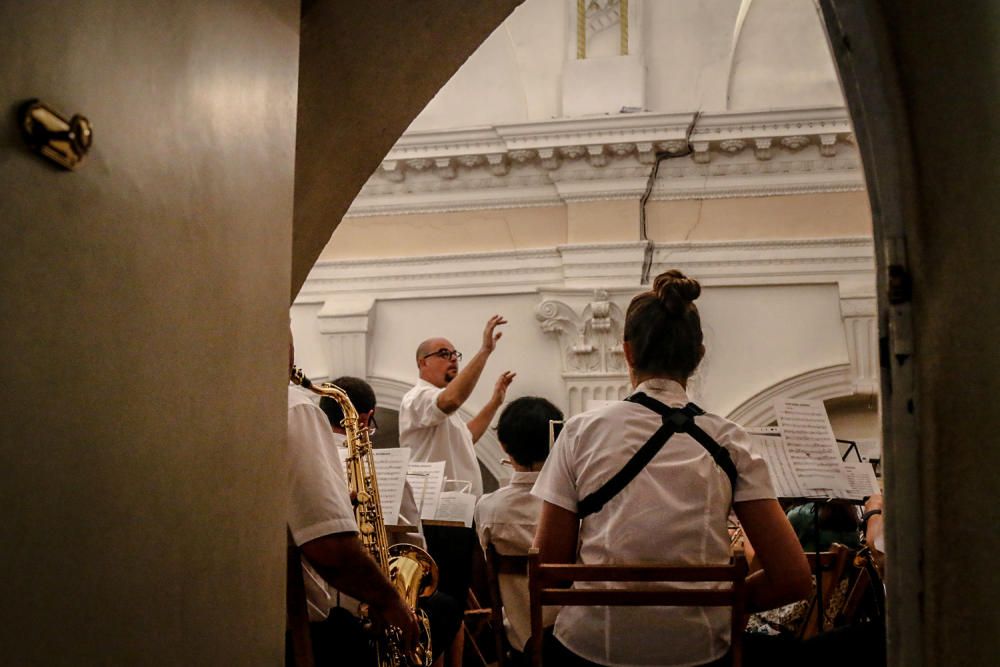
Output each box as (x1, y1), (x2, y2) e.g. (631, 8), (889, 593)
(533, 501), (579, 565)
(301, 533), (418, 647)
(734, 498), (812, 612)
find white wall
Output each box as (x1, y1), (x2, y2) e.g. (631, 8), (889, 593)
(407, 0), (846, 131)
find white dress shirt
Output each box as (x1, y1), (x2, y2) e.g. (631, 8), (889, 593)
(399, 378), (483, 496)
(475, 471), (558, 651)
(286, 385), (359, 621)
(532, 379), (775, 667)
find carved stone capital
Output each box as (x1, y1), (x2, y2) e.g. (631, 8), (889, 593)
(692, 141), (712, 164)
(820, 134), (838, 157)
(536, 289), (627, 378)
(586, 145), (608, 167)
(719, 139), (747, 155)
(754, 138), (773, 160)
(434, 157), (456, 179)
(486, 153), (508, 176)
(780, 135), (810, 151)
(381, 160), (405, 183)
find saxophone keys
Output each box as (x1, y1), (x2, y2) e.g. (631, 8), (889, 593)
(357, 490), (371, 504)
(360, 521), (375, 535)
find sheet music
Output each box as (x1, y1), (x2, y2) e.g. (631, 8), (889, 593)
(371, 448), (409, 525)
(746, 429), (804, 498)
(775, 399), (850, 491)
(433, 491), (476, 527)
(406, 460), (446, 521)
(837, 459), (881, 500)
(335, 447), (410, 526)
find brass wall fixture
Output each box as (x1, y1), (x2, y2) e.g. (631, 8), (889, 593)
(19, 99), (92, 170)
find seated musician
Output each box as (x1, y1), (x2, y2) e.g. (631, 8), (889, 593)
(532, 270), (812, 667)
(286, 347), (418, 665)
(320, 375), (464, 667)
(474, 396), (564, 662)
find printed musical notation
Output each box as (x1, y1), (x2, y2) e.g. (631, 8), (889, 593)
(337, 447), (411, 526)
(405, 460), (446, 521)
(746, 400), (880, 500)
(775, 399), (850, 492)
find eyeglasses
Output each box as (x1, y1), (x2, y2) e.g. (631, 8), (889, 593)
(421, 348), (462, 362)
(367, 413), (378, 437)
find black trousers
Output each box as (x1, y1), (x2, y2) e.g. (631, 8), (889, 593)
(308, 593), (462, 666)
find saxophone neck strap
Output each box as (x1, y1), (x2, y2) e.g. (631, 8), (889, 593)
(576, 392), (737, 519)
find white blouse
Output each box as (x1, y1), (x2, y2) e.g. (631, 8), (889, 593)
(532, 379), (774, 666)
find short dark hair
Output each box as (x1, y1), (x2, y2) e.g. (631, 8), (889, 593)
(496, 396), (563, 467)
(319, 376), (376, 429)
(624, 269), (704, 380)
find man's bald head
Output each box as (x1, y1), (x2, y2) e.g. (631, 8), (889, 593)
(416, 337), (459, 387)
(416, 338), (452, 364)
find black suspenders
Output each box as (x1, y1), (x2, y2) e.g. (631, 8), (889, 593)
(576, 392), (738, 519)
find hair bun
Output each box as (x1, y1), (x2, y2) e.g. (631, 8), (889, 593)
(652, 270), (701, 316)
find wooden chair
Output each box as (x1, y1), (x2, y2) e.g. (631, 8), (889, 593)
(484, 543), (530, 667)
(286, 528), (315, 667)
(799, 543), (853, 640)
(527, 548), (748, 667)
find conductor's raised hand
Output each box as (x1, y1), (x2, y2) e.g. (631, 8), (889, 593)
(481, 314), (508, 353)
(492, 371), (516, 405)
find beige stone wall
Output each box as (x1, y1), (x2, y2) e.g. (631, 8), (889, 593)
(325, 191), (872, 259)
(645, 192), (873, 241)
(322, 206), (568, 259)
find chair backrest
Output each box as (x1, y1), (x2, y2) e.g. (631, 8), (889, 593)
(799, 543), (853, 639)
(286, 528), (315, 667)
(484, 543), (529, 667)
(527, 548), (748, 667)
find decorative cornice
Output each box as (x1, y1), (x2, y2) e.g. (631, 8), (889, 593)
(296, 237), (875, 303)
(346, 107), (861, 217)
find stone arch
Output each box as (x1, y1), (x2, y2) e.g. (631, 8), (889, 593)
(726, 363), (854, 426)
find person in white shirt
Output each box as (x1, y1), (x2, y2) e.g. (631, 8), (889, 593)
(285, 345), (419, 665)
(532, 270), (812, 667)
(319, 375), (464, 667)
(475, 396), (564, 662)
(399, 314), (515, 497)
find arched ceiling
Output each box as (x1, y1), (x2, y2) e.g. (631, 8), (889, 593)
(292, 0), (524, 298)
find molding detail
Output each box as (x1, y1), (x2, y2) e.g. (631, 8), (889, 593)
(841, 296), (879, 396)
(298, 237), (876, 303)
(345, 107), (861, 217)
(317, 297), (375, 379)
(536, 289), (630, 416)
(725, 364), (855, 426)
(536, 290), (628, 375)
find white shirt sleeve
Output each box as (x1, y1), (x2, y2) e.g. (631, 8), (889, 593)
(474, 492), (495, 550)
(717, 420), (777, 503)
(531, 419), (580, 513)
(400, 383), (450, 430)
(287, 401), (358, 545)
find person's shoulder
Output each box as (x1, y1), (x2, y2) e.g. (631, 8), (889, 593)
(564, 400), (635, 431)
(287, 384), (316, 409)
(694, 410), (748, 443)
(401, 380), (435, 401)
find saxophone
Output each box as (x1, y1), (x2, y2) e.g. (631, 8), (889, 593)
(292, 368), (438, 666)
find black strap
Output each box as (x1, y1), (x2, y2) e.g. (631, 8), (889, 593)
(576, 393), (737, 519)
(627, 393), (738, 488)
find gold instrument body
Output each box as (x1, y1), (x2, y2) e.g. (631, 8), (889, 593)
(292, 367), (438, 667)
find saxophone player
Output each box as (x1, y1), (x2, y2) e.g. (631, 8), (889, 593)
(286, 338), (419, 665)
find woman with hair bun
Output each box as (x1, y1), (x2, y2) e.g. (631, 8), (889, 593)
(532, 270), (811, 667)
